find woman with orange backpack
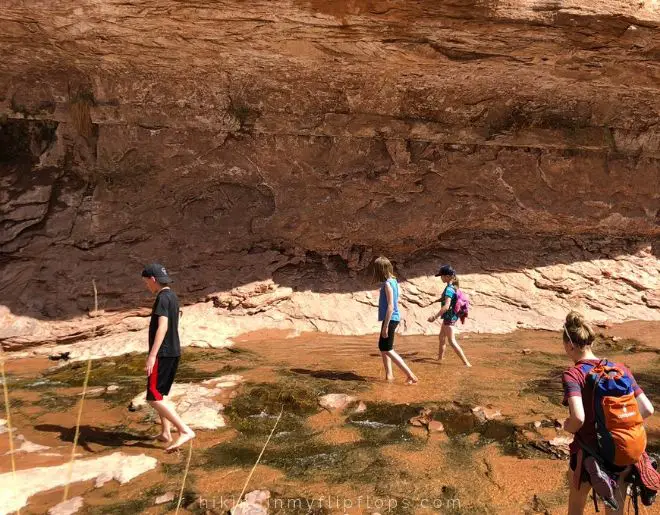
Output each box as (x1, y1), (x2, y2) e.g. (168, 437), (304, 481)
(560, 311), (657, 514)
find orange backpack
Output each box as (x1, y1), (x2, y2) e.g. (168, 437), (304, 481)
(583, 360), (646, 466)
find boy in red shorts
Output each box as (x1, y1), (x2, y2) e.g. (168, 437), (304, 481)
(142, 263), (195, 451)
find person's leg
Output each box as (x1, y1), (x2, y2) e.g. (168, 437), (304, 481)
(148, 400), (195, 450)
(379, 326), (394, 381)
(147, 357), (194, 451)
(437, 324), (448, 361)
(604, 467), (632, 515)
(447, 325), (471, 367)
(156, 413), (173, 442)
(567, 468), (592, 515)
(385, 351), (418, 383)
(381, 352), (394, 381)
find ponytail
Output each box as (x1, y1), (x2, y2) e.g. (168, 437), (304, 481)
(562, 310), (595, 348)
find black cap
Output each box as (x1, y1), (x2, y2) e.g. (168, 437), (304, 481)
(435, 264), (455, 277)
(141, 263), (173, 284)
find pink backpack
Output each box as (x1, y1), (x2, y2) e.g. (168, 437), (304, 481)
(453, 289), (470, 324)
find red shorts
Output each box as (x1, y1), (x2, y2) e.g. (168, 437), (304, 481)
(146, 356), (179, 401)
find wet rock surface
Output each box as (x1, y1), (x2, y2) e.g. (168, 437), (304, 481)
(319, 393), (358, 412)
(0, 319), (658, 513)
(0, 452), (157, 514)
(48, 496), (84, 515)
(128, 376), (241, 430)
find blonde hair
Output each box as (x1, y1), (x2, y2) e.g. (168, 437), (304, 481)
(374, 256), (394, 283)
(563, 311), (595, 348)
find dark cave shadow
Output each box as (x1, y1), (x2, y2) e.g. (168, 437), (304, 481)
(1, 120), (656, 325)
(2, 232), (653, 325)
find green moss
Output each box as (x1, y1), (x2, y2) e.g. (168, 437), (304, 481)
(441, 435), (477, 469)
(594, 334), (653, 354)
(280, 368), (369, 397)
(0, 397), (25, 412)
(265, 440), (388, 483)
(228, 381), (320, 419)
(40, 351), (249, 408)
(43, 348), (252, 387)
(347, 402), (428, 446)
(44, 353), (145, 387)
(175, 362), (245, 383)
(349, 402), (421, 426)
(519, 366), (565, 405)
(203, 434), (393, 485)
(86, 498), (150, 515)
(202, 439), (261, 469)
(34, 392), (79, 412)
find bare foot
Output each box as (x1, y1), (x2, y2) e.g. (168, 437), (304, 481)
(406, 376), (419, 385)
(155, 433), (172, 443)
(465, 363), (472, 368)
(385, 375), (394, 382)
(165, 431), (196, 452)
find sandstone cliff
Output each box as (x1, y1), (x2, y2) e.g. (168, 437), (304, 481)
(1, 1), (658, 348)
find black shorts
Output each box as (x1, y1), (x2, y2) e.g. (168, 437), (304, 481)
(146, 356), (180, 401)
(570, 452), (625, 485)
(570, 453), (590, 484)
(378, 321), (400, 352)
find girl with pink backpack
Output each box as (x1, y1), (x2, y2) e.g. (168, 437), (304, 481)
(427, 264), (472, 367)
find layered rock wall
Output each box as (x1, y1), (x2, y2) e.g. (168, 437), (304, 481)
(0, 1), (658, 339)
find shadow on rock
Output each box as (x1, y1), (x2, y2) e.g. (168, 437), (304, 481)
(290, 368), (368, 382)
(34, 424), (159, 452)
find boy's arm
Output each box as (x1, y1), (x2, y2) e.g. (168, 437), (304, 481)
(146, 316), (168, 375)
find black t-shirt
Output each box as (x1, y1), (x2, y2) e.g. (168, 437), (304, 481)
(149, 288), (181, 358)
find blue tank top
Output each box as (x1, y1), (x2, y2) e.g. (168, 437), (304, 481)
(441, 284), (459, 322)
(378, 277), (400, 322)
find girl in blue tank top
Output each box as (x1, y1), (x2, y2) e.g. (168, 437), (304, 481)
(374, 257), (418, 385)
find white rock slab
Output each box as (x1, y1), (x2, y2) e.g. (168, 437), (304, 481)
(0, 452), (158, 514)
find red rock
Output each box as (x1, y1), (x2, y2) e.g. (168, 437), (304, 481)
(643, 291), (660, 309)
(154, 492), (175, 505)
(549, 435), (573, 453)
(409, 418), (425, 428)
(48, 497), (84, 515)
(0, 2), (658, 355)
(472, 406), (503, 423)
(318, 394), (357, 411)
(428, 420), (445, 433)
